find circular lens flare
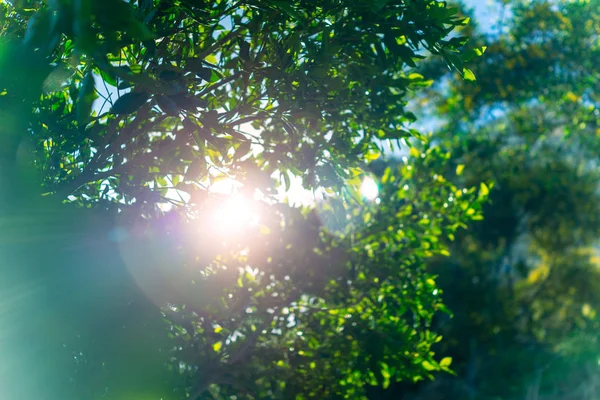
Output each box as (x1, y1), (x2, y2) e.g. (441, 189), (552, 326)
(360, 176), (379, 201)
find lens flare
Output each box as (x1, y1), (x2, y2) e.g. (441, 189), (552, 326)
(360, 176), (379, 201)
(213, 195), (259, 233)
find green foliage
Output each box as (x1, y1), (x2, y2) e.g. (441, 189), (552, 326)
(0, 1), (484, 399)
(383, 1), (600, 399)
(1, 0), (471, 210)
(161, 145), (484, 399)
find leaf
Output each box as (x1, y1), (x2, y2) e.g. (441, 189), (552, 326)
(155, 95), (180, 116)
(446, 36), (469, 49)
(97, 68), (118, 87)
(565, 91), (579, 102)
(282, 171), (291, 191)
(440, 357), (453, 368)
(158, 70), (180, 81)
(171, 93), (208, 110)
(463, 68), (476, 81)
(456, 164), (465, 176)
(461, 47), (487, 62)
(43, 63), (76, 93)
(196, 67), (213, 82)
(446, 54), (464, 72)
(235, 140), (252, 160)
(186, 58), (212, 80)
(185, 159), (207, 181)
(422, 360), (436, 371)
(24, 7), (52, 48)
(76, 71), (97, 126)
(380, 361), (391, 389)
(110, 92), (149, 115)
(365, 151), (381, 161)
(205, 54), (218, 65)
(239, 40), (251, 61)
(209, 70), (221, 83)
(479, 182), (490, 197)
(212, 341), (223, 352)
(371, 0), (391, 12)
(266, 0), (303, 21)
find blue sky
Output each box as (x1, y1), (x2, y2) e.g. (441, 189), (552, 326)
(463, 0), (510, 35)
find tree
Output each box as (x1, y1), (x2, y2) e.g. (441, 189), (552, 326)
(374, 1), (600, 399)
(0, 1), (483, 399)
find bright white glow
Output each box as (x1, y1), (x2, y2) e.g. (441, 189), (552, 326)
(277, 173), (326, 207)
(213, 195), (259, 234)
(360, 177), (379, 201)
(157, 202), (173, 213)
(210, 178), (242, 195)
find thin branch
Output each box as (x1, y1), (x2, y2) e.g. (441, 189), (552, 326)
(229, 112), (271, 127)
(197, 71), (242, 98)
(196, 28), (247, 61)
(55, 126), (175, 198)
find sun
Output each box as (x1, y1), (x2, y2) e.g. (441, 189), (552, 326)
(213, 194), (259, 234)
(360, 176), (379, 201)
(208, 179), (260, 234)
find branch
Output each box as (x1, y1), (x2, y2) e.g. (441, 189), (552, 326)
(196, 28), (247, 61)
(55, 130), (177, 198)
(197, 71), (243, 98)
(93, 53), (178, 95)
(229, 112), (271, 127)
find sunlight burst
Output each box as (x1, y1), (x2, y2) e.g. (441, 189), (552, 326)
(213, 195), (259, 233)
(360, 176), (379, 201)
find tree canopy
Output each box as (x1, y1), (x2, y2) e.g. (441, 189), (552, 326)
(1, 0), (476, 207)
(0, 1), (490, 399)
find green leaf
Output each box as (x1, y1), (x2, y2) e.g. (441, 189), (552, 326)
(479, 182), (490, 197)
(76, 71), (97, 126)
(440, 357), (452, 368)
(422, 360), (437, 371)
(463, 68), (476, 81)
(24, 8), (52, 49)
(155, 95), (180, 116)
(365, 151), (381, 161)
(197, 67), (214, 82)
(186, 58), (214, 81)
(235, 140), (252, 160)
(266, 0), (303, 21)
(371, 0), (391, 12)
(239, 40), (251, 61)
(185, 159), (207, 181)
(110, 92), (149, 115)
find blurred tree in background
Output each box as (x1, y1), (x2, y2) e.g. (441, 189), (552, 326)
(0, 1), (485, 399)
(368, 0), (600, 399)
